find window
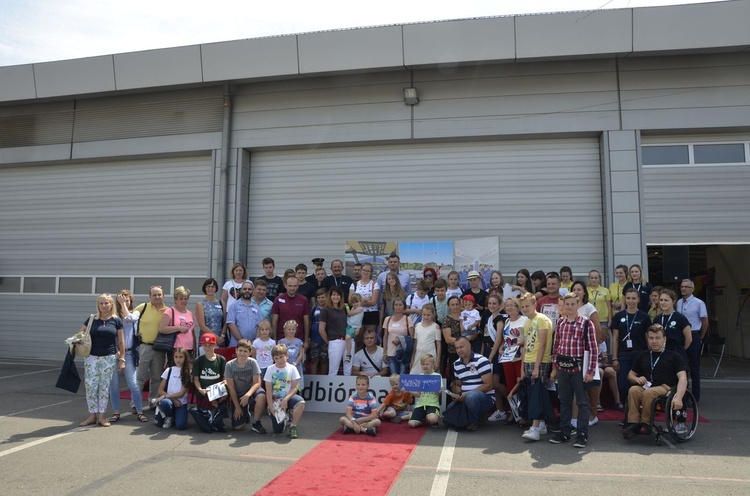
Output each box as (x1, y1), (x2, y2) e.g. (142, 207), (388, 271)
(0, 277), (21, 293)
(23, 277), (55, 293)
(175, 277), (206, 297)
(96, 277), (131, 294)
(694, 144), (745, 164)
(134, 277), (171, 295)
(642, 145), (689, 165)
(59, 277), (93, 294)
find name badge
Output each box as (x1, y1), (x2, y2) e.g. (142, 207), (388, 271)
(279, 298), (286, 303)
(392, 323), (401, 328)
(626, 339), (633, 348)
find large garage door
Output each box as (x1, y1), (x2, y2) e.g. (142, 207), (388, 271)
(0, 154), (213, 360)
(642, 133), (750, 244)
(247, 138), (604, 275)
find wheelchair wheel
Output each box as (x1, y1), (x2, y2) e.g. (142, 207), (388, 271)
(665, 389), (697, 442)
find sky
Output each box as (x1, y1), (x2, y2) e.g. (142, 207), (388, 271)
(0, 0), (724, 67)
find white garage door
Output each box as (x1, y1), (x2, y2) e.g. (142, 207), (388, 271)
(247, 138), (604, 275)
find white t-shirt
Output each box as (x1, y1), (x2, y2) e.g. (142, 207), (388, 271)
(252, 338), (276, 370)
(351, 346), (387, 376)
(578, 302), (598, 320)
(406, 292), (430, 325)
(446, 287), (463, 299)
(161, 366), (188, 403)
(349, 280), (381, 312)
(264, 362), (301, 400)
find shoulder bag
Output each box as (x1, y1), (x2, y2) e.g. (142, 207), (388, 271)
(153, 308), (178, 353)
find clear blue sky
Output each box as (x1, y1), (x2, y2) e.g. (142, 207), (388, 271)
(0, 0), (722, 67)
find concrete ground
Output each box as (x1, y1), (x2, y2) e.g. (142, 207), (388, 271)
(1, 355), (749, 496)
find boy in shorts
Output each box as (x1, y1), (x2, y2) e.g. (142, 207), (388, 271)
(264, 344), (306, 439)
(225, 339), (268, 434)
(378, 373), (413, 423)
(309, 288), (329, 374)
(340, 375), (381, 436)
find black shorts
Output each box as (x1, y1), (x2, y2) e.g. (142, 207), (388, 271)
(362, 311), (379, 326)
(228, 389), (265, 427)
(410, 405), (440, 423)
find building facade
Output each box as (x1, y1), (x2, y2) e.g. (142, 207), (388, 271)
(1, 1), (749, 360)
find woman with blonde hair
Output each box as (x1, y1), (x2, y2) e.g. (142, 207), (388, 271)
(78, 294), (125, 427)
(623, 264), (653, 313)
(108, 290), (148, 423)
(159, 286), (196, 361)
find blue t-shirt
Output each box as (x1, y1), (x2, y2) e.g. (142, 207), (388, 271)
(85, 316), (123, 356)
(279, 337), (304, 368)
(310, 305), (325, 344)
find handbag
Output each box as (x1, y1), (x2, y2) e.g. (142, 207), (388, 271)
(153, 308), (177, 353)
(70, 314), (94, 358)
(55, 348), (82, 393)
(442, 400), (469, 430)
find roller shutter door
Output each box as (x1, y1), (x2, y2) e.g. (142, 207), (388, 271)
(247, 139), (604, 275)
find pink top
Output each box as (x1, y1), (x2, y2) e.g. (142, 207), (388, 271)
(384, 314), (410, 356)
(169, 307), (195, 350)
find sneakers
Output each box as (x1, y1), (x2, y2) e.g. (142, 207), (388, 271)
(622, 423), (640, 439)
(639, 424), (653, 436)
(290, 426), (298, 439)
(538, 424), (548, 435)
(487, 410), (506, 422)
(522, 427), (540, 441)
(365, 427), (377, 437)
(588, 416), (599, 426)
(252, 421), (267, 434)
(162, 417), (173, 429)
(549, 433), (571, 444)
(573, 434), (588, 448)
(465, 422), (479, 432)
(342, 426), (354, 434)
(153, 407), (162, 426)
(673, 422), (689, 436)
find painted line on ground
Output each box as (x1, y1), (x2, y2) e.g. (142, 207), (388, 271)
(429, 429), (457, 496)
(0, 368), (59, 380)
(0, 427), (81, 458)
(408, 464), (750, 484)
(239, 453), (298, 462)
(0, 400), (74, 419)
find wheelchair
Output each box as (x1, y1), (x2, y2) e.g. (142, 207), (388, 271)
(651, 387), (699, 445)
(624, 386), (698, 445)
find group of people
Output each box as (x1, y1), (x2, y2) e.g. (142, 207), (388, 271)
(73, 256), (706, 445)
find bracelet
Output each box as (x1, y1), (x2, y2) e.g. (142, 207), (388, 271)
(612, 358), (619, 362)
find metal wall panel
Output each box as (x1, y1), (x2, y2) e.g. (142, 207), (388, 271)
(642, 133), (750, 244)
(246, 138), (604, 277)
(0, 155), (213, 275)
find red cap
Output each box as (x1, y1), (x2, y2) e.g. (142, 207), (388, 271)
(200, 333), (217, 345)
(461, 294), (475, 303)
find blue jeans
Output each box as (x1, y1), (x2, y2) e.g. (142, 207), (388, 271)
(156, 398), (188, 430)
(557, 369), (589, 437)
(110, 350), (143, 413)
(388, 356), (408, 375)
(463, 389), (494, 424)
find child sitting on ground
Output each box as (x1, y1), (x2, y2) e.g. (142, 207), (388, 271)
(378, 373), (414, 423)
(407, 354), (442, 428)
(340, 375), (381, 436)
(154, 347), (191, 430)
(346, 294), (364, 363)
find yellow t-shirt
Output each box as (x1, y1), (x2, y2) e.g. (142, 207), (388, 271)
(560, 281), (573, 291)
(608, 282), (624, 310)
(588, 286), (611, 322)
(134, 302), (168, 344)
(523, 313), (554, 364)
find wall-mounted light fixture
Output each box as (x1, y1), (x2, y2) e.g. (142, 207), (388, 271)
(403, 87), (419, 106)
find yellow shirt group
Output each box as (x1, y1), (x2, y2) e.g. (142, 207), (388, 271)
(134, 302), (168, 344)
(523, 313), (554, 364)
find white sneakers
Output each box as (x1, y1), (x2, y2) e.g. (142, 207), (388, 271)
(522, 427), (541, 441)
(487, 410), (507, 422)
(588, 416), (599, 426)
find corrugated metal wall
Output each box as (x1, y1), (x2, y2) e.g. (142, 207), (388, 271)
(246, 138), (604, 275)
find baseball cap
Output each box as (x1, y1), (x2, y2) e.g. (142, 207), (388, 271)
(461, 294), (476, 302)
(200, 333), (217, 345)
(467, 270), (481, 279)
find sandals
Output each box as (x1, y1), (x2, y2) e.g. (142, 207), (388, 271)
(613, 402), (625, 412)
(98, 416), (111, 427)
(107, 413), (121, 423)
(79, 416), (97, 427)
(137, 413), (149, 423)
(597, 403), (604, 412)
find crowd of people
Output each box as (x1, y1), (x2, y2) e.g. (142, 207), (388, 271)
(73, 255), (706, 444)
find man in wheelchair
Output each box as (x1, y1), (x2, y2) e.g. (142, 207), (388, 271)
(622, 324), (688, 439)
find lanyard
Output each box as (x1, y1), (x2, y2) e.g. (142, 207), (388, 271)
(614, 283), (623, 303)
(589, 288), (598, 304)
(624, 312), (636, 341)
(659, 312), (674, 328)
(649, 350), (662, 382)
(634, 283), (642, 294)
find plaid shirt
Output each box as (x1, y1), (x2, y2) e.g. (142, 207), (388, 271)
(553, 315), (598, 376)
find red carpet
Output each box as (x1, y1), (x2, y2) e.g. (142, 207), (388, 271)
(255, 424), (426, 496)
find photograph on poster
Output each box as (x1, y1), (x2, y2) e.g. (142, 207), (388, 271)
(398, 241), (454, 292)
(454, 237), (500, 290)
(344, 240), (398, 278)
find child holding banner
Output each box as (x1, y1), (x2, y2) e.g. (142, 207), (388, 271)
(407, 354), (442, 428)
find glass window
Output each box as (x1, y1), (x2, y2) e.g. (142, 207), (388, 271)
(23, 277), (56, 293)
(175, 277), (205, 298)
(642, 145), (689, 165)
(694, 144), (745, 164)
(59, 277), (93, 294)
(0, 277), (21, 293)
(96, 277), (131, 295)
(134, 277), (171, 296)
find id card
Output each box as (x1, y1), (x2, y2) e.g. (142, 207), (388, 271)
(626, 339), (633, 348)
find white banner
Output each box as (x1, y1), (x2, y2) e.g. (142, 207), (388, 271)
(300, 375), (447, 413)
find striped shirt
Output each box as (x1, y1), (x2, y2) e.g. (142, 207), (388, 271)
(348, 392), (378, 419)
(453, 353), (492, 393)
